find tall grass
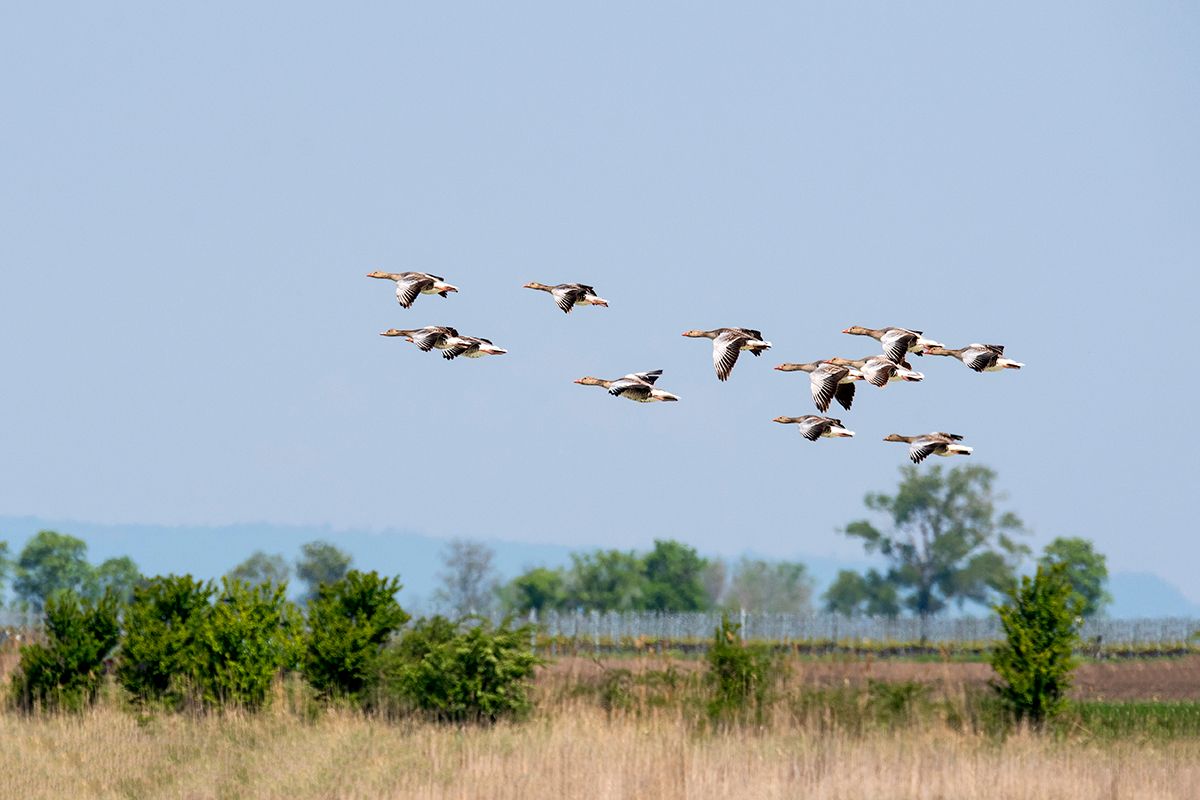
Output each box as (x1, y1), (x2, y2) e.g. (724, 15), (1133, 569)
(1, 700), (1197, 799)
(3, 648), (1199, 798)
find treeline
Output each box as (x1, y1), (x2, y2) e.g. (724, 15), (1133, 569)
(0, 465), (1113, 621)
(6, 561), (1101, 734)
(9, 571), (538, 723)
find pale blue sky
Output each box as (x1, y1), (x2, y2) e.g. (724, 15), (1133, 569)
(2, 4), (1198, 600)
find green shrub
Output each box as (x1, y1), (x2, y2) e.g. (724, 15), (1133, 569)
(10, 589), (120, 712)
(991, 564), (1081, 727)
(116, 575), (214, 708)
(194, 578), (303, 710)
(380, 615), (542, 723)
(706, 614), (777, 723)
(304, 571), (409, 703)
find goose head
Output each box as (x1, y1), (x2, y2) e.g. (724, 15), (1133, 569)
(574, 377), (606, 386)
(842, 325), (872, 335)
(366, 271), (396, 280)
(883, 434), (909, 443)
(681, 329), (715, 339)
(379, 329), (406, 337)
(772, 416), (800, 424)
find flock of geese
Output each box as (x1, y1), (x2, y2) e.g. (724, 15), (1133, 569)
(368, 271), (1024, 464)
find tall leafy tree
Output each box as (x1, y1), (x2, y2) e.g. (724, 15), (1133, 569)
(1039, 537), (1111, 618)
(433, 539), (500, 617)
(822, 569), (900, 617)
(226, 551), (290, 588)
(13, 530), (93, 611)
(90, 556), (142, 604)
(499, 567), (568, 614)
(724, 558), (813, 614)
(564, 549), (645, 611)
(295, 540), (353, 603)
(642, 539), (709, 611)
(840, 465), (1028, 620)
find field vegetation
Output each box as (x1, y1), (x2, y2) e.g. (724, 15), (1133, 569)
(3, 600), (1200, 799)
(2, 660), (1199, 799)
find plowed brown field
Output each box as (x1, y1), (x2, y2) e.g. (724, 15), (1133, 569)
(544, 655), (1200, 701)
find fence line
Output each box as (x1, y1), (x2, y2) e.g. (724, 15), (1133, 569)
(498, 610), (1200, 648)
(3, 606), (1197, 649)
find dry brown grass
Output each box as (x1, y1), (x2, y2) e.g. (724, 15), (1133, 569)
(0, 699), (1196, 800)
(3, 649), (1197, 798)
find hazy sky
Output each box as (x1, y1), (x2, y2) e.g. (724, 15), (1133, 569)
(2, 4), (1198, 599)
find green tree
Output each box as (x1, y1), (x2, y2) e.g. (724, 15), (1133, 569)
(381, 615), (541, 723)
(1039, 537), (1111, 618)
(13, 530), (93, 611)
(90, 556), (142, 604)
(822, 569), (900, 617)
(499, 567), (567, 614)
(841, 465), (1028, 622)
(642, 539), (709, 611)
(706, 614), (777, 723)
(295, 540), (353, 603)
(196, 578), (303, 710)
(116, 575), (214, 708)
(304, 571), (409, 703)
(226, 551), (290, 588)
(723, 558), (813, 613)
(433, 539), (500, 617)
(565, 549), (646, 611)
(10, 589), (121, 712)
(991, 564), (1081, 727)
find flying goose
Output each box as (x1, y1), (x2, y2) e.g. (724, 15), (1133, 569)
(682, 328), (772, 381)
(842, 326), (943, 364)
(772, 415), (855, 441)
(883, 432), (974, 464)
(774, 361), (863, 413)
(923, 344), (1024, 372)
(442, 336), (507, 360)
(523, 282), (609, 314)
(574, 370), (680, 402)
(367, 271), (459, 308)
(379, 326), (462, 352)
(827, 356), (924, 388)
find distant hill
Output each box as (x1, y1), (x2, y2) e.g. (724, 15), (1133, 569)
(2, 516), (1196, 618)
(1107, 572), (1200, 618)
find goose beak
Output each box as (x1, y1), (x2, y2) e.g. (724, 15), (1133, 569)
(841, 328), (852, 334)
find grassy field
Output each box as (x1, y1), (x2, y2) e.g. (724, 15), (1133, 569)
(3, 649), (1200, 799)
(3, 700), (1199, 799)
